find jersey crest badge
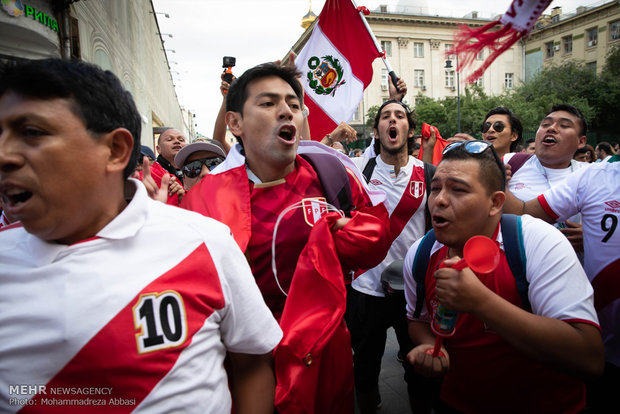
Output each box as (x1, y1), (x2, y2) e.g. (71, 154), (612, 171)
(302, 197), (328, 227)
(410, 180), (424, 199)
(306, 55), (346, 97)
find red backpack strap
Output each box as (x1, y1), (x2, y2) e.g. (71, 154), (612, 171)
(506, 153), (533, 175)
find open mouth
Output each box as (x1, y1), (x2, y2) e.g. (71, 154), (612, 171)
(485, 135), (496, 142)
(278, 125), (297, 142)
(388, 127), (397, 139)
(1, 188), (33, 208)
(542, 135), (557, 144)
(432, 215), (450, 228)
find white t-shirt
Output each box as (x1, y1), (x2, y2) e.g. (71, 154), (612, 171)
(539, 161), (620, 366)
(505, 153), (586, 203)
(402, 214), (599, 413)
(0, 180), (282, 413)
(403, 215), (597, 324)
(351, 155), (427, 296)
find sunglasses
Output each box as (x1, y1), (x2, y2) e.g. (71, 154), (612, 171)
(481, 121), (506, 133)
(182, 157), (224, 178)
(442, 140), (506, 187)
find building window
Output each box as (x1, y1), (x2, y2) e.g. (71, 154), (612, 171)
(562, 36), (572, 54)
(445, 43), (455, 59)
(414, 70), (425, 87)
(505, 73), (514, 89)
(413, 42), (424, 58)
(586, 27), (598, 47)
(353, 105), (361, 121)
(381, 68), (388, 91)
(70, 16), (81, 60)
(586, 61), (597, 73)
(610, 20), (620, 41)
(381, 40), (392, 57)
(476, 49), (484, 61)
(545, 41), (555, 58)
(379, 4), (388, 13)
(474, 75), (484, 88)
(445, 70), (455, 88)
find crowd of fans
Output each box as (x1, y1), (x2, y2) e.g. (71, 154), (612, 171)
(0, 57), (618, 414)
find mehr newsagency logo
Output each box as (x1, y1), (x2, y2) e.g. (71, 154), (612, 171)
(306, 55), (346, 97)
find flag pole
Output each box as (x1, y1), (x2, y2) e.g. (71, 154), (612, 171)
(351, 0), (400, 90)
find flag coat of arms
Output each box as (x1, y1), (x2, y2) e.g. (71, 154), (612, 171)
(296, 0), (382, 140)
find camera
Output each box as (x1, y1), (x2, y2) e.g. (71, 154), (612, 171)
(222, 56), (236, 84)
(222, 56), (236, 69)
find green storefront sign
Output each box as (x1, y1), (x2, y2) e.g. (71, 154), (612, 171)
(1, 1), (59, 32)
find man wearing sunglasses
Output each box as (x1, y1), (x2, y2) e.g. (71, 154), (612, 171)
(403, 140), (603, 413)
(174, 140), (226, 191)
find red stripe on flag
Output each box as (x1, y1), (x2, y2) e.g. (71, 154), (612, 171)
(317, 0), (381, 86)
(305, 94), (338, 141)
(22, 243), (225, 413)
(388, 166), (426, 243)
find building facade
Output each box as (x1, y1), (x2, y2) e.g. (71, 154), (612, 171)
(290, 3), (524, 139)
(525, 1), (620, 81)
(0, 0), (189, 150)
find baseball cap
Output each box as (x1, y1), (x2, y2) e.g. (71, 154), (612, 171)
(174, 140), (226, 167)
(140, 145), (156, 161)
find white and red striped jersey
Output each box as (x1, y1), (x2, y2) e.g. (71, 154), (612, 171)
(0, 179), (282, 413)
(351, 155), (427, 297)
(538, 161), (620, 366)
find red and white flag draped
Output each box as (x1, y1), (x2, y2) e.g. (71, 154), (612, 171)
(454, 0), (553, 83)
(296, 0), (382, 140)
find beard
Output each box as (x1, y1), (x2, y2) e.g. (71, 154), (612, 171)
(380, 139), (407, 156)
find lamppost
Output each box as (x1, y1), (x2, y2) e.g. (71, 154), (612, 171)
(444, 57), (461, 133)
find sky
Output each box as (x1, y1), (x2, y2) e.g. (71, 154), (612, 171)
(151, 0), (604, 138)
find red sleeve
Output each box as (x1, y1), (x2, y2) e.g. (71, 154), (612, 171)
(330, 169), (391, 276)
(537, 194), (560, 221)
(146, 163), (181, 206)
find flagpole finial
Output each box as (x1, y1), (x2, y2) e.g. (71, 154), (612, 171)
(301, 0), (317, 29)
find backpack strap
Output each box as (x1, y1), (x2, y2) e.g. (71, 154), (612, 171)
(506, 153), (533, 175)
(423, 162), (436, 233)
(362, 156), (377, 183)
(412, 230), (436, 318)
(300, 152), (355, 216)
(500, 214), (531, 311)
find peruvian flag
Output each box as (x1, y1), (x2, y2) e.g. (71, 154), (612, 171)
(296, 0), (382, 140)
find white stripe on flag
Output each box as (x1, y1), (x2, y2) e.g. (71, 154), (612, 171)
(296, 24), (364, 125)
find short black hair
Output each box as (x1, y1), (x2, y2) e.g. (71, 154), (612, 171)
(0, 59), (141, 179)
(225, 63), (303, 146)
(440, 142), (506, 194)
(525, 137), (535, 146)
(546, 104), (587, 136)
(483, 106), (523, 152)
(226, 62), (303, 114)
(372, 99), (416, 155)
